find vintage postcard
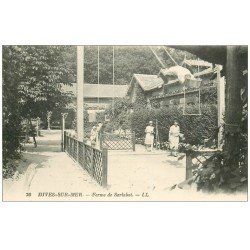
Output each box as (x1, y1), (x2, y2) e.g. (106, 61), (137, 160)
(2, 45), (248, 201)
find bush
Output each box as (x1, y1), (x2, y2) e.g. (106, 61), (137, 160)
(131, 104), (218, 145)
(104, 95), (218, 147)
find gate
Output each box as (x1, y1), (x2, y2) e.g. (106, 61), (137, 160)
(100, 132), (135, 151)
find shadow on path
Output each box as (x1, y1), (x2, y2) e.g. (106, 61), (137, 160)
(21, 132), (62, 170)
(24, 137), (61, 153)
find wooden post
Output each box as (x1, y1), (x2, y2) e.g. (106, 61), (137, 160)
(186, 153), (193, 180)
(69, 137), (71, 156)
(90, 147), (94, 177)
(224, 46), (241, 171)
(77, 140), (80, 163)
(68, 136), (71, 155)
(64, 131), (67, 152)
(102, 147), (108, 187)
(61, 113), (68, 151)
(61, 115), (64, 151)
(216, 65), (225, 149)
(82, 143), (86, 166)
(132, 132), (136, 151)
(77, 46), (84, 142)
(70, 137), (73, 156)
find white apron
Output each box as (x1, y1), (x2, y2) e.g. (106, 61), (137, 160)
(169, 125), (180, 149)
(145, 126), (154, 145)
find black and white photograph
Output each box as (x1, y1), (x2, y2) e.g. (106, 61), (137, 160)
(2, 45), (248, 201)
(1, 1), (250, 250)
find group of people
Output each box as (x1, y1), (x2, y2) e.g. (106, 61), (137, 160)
(90, 120), (181, 154)
(144, 120), (181, 156)
(90, 122), (103, 147)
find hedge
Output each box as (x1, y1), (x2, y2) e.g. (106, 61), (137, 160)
(131, 104), (218, 145)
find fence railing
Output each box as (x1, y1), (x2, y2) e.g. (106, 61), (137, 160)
(64, 132), (108, 186)
(100, 132), (135, 151)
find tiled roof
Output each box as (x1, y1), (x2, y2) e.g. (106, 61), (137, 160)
(61, 83), (128, 98)
(133, 74), (164, 91)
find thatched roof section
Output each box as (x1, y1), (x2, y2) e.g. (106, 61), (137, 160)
(133, 74), (164, 91)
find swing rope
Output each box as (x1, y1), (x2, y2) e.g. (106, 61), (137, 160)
(162, 46), (178, 66)
(161, 47), (202, 116)
(112, 46), (115, 115)
(96, 46), (115, 123)
(155, 119), (160, 149)
(149, 46), (166, 68)
(97, 46), (100, 112)
(180, 53), (186, 67)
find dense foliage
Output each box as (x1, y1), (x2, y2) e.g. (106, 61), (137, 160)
(83, 46), (196, 85)
(178, 138), (247, 192)
(131, 104), (218, 145)
(177, 74), (248, 192)
(2, 45), (75, 178)
(104, 93), (218, 147)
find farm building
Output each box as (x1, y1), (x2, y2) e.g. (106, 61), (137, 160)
(61, 83), (128, 121)
(126, 61), (221, 108)
(126, 74), (164, 105)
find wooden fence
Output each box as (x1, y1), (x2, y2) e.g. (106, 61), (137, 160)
(64, 132), (108, 186)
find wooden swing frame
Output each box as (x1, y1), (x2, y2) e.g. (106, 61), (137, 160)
(182, 85), (202, 116)
(95, 46), (115, 123)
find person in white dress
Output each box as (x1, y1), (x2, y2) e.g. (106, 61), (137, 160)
(144, 121), (154, 152)
(95, 122), (103, 148)
(90, 126), (97, 146)
(169, 120), (180, 156)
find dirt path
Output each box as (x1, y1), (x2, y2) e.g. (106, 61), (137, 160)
(3, 130), (101, 201)
(108, 145), (186, 192)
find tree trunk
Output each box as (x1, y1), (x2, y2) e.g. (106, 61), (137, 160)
(224, 46), (242, 173)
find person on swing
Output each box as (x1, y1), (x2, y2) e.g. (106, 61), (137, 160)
(144, 121), (155, 152)
(169, 120), (180, 156)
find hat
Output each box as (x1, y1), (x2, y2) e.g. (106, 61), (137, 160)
(149, 121), (153, 124)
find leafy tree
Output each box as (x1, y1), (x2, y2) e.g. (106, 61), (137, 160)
(2, 45), (75, 177)
(2, 46), (24, 167)
(15, 46), (75, 120)
(102, 97), (133, 131)
(83, 46), (197, 85)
